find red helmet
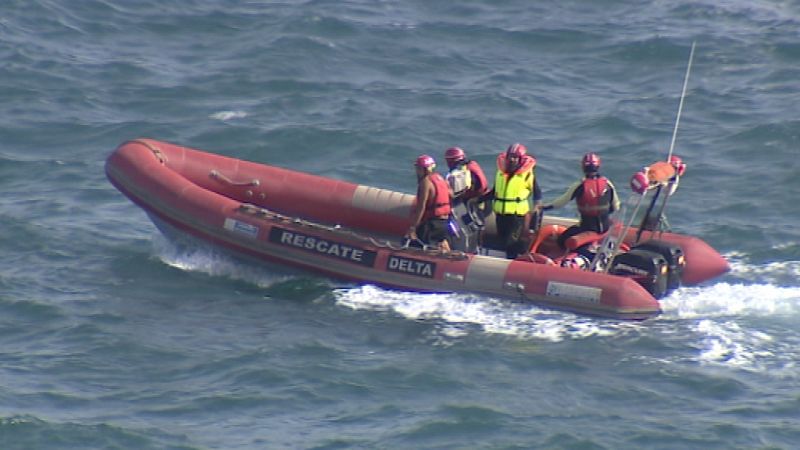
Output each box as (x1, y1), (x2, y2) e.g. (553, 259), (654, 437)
(444, 147), (466, 163)
(415, 154), (436, 169)
(669, 155), (686, 176)
(506, 143), (527, 158)
(582, 152), (601, 173)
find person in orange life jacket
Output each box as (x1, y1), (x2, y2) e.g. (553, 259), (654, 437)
(543, 152), (621, 250)
(488, 143), (542, 259)
(405, 154), (452, 251)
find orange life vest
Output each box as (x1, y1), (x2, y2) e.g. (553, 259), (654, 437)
(423, 172), (452, 221)
(463, 160), (488, 200)
(576, 177), (611, 217)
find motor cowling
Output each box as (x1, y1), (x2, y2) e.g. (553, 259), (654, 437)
(631, 239), (685, 292)
(609, 249), (669, 299)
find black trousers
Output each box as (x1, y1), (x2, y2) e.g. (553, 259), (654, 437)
(416, 218), (450, 247)
(495, 214), (527, 259)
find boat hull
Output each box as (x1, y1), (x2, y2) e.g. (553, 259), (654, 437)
(106, 139), (729, 319)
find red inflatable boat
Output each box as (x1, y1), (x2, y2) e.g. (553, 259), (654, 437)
(106, 139), (729, 319)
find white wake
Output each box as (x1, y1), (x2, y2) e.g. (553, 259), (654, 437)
(152, 234), (800, 374)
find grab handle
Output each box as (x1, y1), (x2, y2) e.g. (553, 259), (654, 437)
(209, 170), (260, 187)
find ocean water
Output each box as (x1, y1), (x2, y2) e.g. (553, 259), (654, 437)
(2, 1), (800, 449)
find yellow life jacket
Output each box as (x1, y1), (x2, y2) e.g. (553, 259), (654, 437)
(492, 168), (533, 215)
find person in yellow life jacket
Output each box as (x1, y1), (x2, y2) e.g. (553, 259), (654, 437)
(489, 143), (542, 259)
(405, 154), (452, 251)
(543, 152), (621, 250)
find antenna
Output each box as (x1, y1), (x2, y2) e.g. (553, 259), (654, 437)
(667, 41), (696, 162)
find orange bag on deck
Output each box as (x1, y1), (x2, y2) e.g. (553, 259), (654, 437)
(647, 161), (676, 184)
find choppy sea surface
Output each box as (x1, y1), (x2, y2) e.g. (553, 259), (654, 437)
(2, 1), (800, 449)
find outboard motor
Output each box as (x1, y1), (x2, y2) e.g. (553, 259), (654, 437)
(631, 239), (685, 292)
(609, 249), (669, 299)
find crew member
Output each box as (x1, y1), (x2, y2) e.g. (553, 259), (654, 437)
(490, 143), (542, 259)
(544, 152), (620, 249)
(444, 146), (490, 241)
(444, 146), (489, 203)
(405, 154), (452, 251)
